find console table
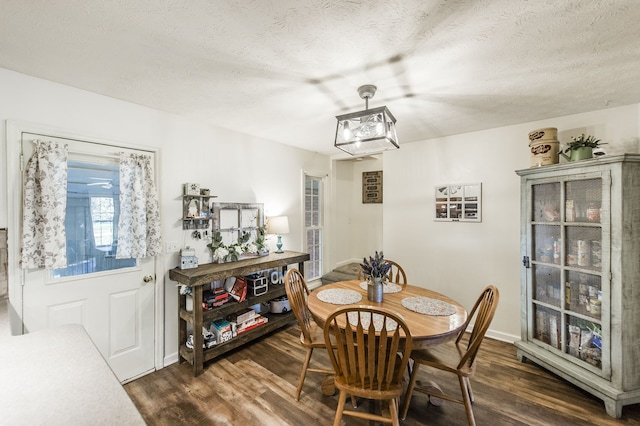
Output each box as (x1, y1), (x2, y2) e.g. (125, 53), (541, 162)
(169, 250), (309, 376)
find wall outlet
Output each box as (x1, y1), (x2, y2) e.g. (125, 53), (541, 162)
(166, 241), (179, 253)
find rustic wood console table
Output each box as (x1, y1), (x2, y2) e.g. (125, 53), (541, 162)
(169, 250), (309, 376)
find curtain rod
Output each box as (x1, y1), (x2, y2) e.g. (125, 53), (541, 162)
(23, 131), (155, 154)
(69, 150), (121, 160)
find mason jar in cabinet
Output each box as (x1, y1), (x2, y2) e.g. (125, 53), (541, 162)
(516, 154), (640, 418)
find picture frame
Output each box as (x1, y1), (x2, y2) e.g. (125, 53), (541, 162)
(434, 183), (482, 222)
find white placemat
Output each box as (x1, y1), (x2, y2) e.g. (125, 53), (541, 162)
(359, 281), (403, 294)
(317, 288), (362, 305)
(401, 297), (456, 316)
(347, 312), (402, 331)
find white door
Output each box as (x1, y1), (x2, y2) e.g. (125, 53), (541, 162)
(19, 132), (157, 383)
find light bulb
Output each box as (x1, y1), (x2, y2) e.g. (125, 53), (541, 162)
(342, 122), (351, 140)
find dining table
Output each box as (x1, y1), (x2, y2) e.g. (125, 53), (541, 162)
(308, 279), (468, 350)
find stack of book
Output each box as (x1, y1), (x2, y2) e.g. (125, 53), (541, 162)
(203, 288), (230, 310)
(234, 308), (268, 335)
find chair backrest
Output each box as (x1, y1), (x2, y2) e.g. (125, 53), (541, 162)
(284, 269), (314, 344)
(386, 260), (407, 285)
(455, 285), (499, 371)
(357, 259), (407, 286)
(323, 306), (412, 393)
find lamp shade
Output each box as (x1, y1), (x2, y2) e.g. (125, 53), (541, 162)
(267, 216), (289, 235)
(335, 106), (398, 156)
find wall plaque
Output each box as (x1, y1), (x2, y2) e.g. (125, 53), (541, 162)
(362, 171), (383, 204)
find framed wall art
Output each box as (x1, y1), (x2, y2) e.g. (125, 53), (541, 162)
(362, 171), (383, 204)
(434, 183), (482, 222)
(211, 202), (264, 245)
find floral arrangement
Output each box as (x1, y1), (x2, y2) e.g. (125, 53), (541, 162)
(360, 251), (391, 279)
(564, 134), (605, 153)
(207, 225), (268, 263)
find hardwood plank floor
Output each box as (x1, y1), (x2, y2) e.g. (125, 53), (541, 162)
(125, 324), (640, 425)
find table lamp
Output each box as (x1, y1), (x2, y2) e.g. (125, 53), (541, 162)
(267, 216), (289, 253)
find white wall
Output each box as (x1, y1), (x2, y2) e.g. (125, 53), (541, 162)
(383, 104), (640, 341)
(331, 157), (383, 265)
(0, 68), (330, 364)
(4, 65), (640, 357)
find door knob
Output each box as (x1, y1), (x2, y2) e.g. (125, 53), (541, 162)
(143, 275), (154, 283)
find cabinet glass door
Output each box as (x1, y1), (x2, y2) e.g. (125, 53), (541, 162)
(529, 176), (604, 372)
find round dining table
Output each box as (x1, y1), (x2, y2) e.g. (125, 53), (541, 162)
(308, 279), (468, 349)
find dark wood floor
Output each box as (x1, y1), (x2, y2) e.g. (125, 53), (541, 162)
(125, 324), (640, 425)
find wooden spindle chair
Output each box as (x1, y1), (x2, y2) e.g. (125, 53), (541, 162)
(400, 285), (500, 426)
(324, 306), (413, 426)
(357, 259), (407, 287)
(284, 268), (334, 401)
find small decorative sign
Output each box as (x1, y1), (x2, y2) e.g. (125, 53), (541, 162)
(184, 182), (201, 196)
(362, 171), (383, 204)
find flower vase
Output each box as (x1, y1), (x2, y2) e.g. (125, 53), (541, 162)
(570, 146), (593, 161)
(367, 277), (384, 303)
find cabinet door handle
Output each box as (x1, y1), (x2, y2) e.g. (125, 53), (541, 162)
(522, 256), (530, 268)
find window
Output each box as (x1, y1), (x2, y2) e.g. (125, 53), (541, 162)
(91, 197), (115, 247)
(304, 175), (323, 280)
(52, 161), (136, 278)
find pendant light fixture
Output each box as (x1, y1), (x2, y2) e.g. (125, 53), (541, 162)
(334, 84), (399, 155)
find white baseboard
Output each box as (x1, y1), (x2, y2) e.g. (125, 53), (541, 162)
(486, 329), (520, 344)
(336, 258), (361, 267)
(306, 278), (322, 290)
(164, 352), (179, 367)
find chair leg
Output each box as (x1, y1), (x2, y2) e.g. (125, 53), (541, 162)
(295, 347), (313, 401)
(400, 361), (421, 420)
(458, 375), (476, 426)
(465, 376), (474, 403)
(390, 397), (400, 426)
(406, 358), (414, 378)
(333, 390), (347, 426)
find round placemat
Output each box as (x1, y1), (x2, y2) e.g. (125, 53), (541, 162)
(401, 297), (456, 316)
(359, 281), (403, 294)
(317, 288), (362, 305)
(347, 312), (402, 331)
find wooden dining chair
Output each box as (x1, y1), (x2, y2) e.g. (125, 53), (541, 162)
(284, 268), (334, 401)
(400, 285), (499, 426)
(324, 306), (413, 426)
(357, 259), (407, 286)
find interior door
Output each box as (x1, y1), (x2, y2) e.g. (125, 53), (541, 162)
(19, 133), (157, 383)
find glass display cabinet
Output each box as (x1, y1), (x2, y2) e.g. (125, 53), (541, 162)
(515, 155), (640, 418)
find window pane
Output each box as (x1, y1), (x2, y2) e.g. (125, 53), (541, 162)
(91, 197), (115, 247)
(52, 161), (136, 278)
(304, 175), (323, 280)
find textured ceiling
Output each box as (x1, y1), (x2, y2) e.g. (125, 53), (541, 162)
(1, 0), (640, 155)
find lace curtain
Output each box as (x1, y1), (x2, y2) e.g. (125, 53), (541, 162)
(116, 153), (162, 259)
(21, 140), (68, 269)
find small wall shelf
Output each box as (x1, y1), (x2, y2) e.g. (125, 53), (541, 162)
(182, 194), (217, 230)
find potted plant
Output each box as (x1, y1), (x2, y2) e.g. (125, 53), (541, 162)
(559, 134), (606, 162)
(361, 251), (391, 302)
